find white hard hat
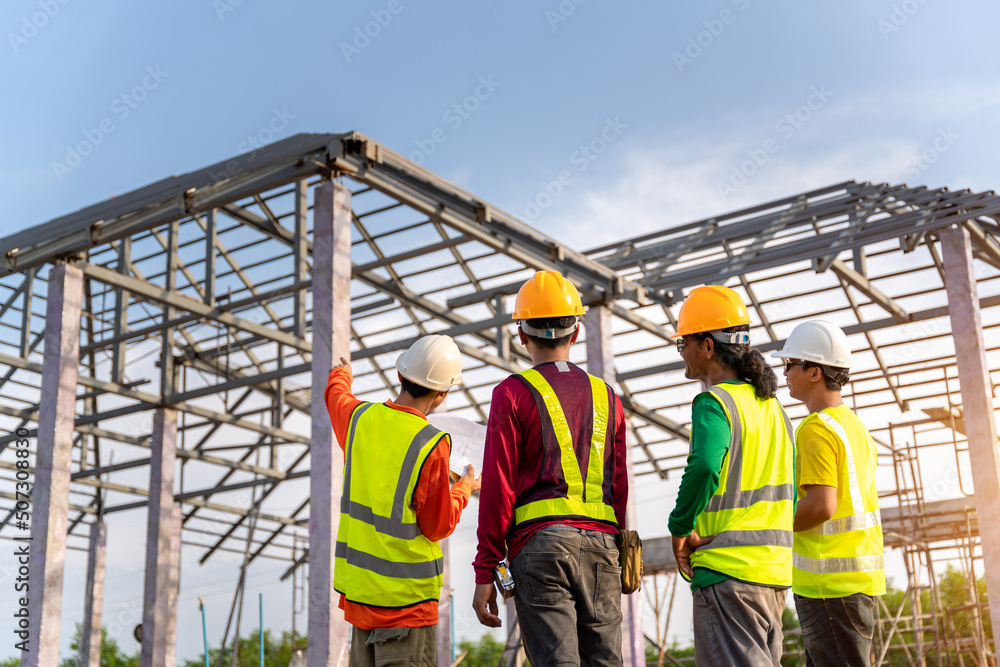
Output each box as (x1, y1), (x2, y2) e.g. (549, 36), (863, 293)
(396, 334), (463, 392)
(772, 320), (852, 369)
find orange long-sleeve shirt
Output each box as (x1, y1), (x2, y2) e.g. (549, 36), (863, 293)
(325, 366), (471, 630)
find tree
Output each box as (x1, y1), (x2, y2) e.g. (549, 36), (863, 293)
(180, 629), (299, 667)
(455, 634), (507, 666)
(59, 624), (140, 667)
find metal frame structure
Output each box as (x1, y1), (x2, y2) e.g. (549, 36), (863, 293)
(2, 131), (1000, 667)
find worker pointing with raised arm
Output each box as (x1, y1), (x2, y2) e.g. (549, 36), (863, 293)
(774, 321), (885, 667)
(472, 270), (629, 667)
(667, 285), (795, 667)
(326, 335), (480, 667)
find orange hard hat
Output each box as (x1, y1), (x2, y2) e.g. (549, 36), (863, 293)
(511, 270), (585, 320)
(675, 285), (751, 336)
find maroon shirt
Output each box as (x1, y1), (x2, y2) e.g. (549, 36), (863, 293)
(473, 361), (629, 585)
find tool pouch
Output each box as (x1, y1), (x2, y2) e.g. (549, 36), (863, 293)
(618, 529), (643, 594)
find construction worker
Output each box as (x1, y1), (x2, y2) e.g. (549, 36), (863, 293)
(472, 270), (629, 667)
(667, 285), (795, 667)
(326, 334), (480, 667)
(773, 320), (885, 667)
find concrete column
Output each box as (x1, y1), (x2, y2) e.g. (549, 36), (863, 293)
(308, 181), (353, 667)
(24, 262), (83, 667)
(940, 224), (1000, 654)
(141, 408), (178, 667)
(79, 521), (107, 667)
(437, 537), (452, 667)
(585, 305), (644, 667)
(165, 506), (182, 667)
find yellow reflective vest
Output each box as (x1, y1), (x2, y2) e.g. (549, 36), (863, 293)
(690, 383), (795, 587)
(512, 367), (618, 528)
(333, 402), (446, 608)
(793, 406), (886, 598)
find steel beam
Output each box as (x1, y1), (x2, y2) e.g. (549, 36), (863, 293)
(827, 258), (911, 323)
(77, 262), (310, 353)
(24, 263), (82, 667)
(308, 181), (353, 667)
(585, 306), (643, 667)
(940, 224), (1000, 654)
(78, 521), (107, 667)
(141, 408), (178, 667)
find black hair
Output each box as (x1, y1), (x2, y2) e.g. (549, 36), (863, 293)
(399, 376), (435, 399)
(803, 362), (851, 391)
(522, 316), (577, 349)
(699, 325), (778, 399)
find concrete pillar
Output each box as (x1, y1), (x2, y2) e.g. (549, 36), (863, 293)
(437, 537), (452, 667)
(79, 521), (108, 667)
(24, 262), (83, 667)
(585, 305), (644, 667)
(308, 181), (353, 667)
(165, 506), (182, 667)
(940, 224), (1000, 654)
(141, 408), (178, 667)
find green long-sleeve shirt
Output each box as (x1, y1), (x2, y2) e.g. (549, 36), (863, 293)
(668, 385), (734, 592)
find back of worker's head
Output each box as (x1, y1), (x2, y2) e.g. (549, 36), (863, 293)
(395, 334), (463, 398)
(676, 285), (778, 399)
(772, 320), (852, 391)
(512, 270), (585, 349)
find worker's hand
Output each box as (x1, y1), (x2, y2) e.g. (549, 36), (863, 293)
(330, 356), (350, 374)
(473, 582), (503, 628)
(460, 464), (482, 493)
(672, 531), (715, 579)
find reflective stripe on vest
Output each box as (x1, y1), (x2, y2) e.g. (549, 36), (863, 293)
(513, 368), (617, 526)
(793, 408), (885, 597)
(691, 384), (795, 587)
(333, 402), (445, 608)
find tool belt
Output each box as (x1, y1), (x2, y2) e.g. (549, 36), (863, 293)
(618, 529), (643, 594)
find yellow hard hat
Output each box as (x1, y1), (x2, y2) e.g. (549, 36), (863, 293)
(675, 285), (751, 336)
(511, 270), (585, 320)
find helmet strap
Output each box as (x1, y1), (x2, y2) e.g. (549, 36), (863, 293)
(707, 330), (751, 345)
(518, 320), (579, 340)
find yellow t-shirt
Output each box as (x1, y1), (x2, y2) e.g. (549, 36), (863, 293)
(796, 415), (840, 492)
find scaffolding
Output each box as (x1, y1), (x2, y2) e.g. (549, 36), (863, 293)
(2, 131), (1000, 667)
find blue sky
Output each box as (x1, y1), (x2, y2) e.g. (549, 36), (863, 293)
(2, 0), (1000, 662)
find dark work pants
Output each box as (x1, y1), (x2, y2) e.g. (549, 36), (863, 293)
(795, 593), (876, 667)
(509, 526), (623, 667)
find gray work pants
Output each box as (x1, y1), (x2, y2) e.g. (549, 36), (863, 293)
(693, 578), (788, 666)
(509, 526), (623, 666)
(350, 624), (437, 667)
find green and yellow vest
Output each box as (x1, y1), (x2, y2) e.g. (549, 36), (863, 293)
(690, 383), (795, 587)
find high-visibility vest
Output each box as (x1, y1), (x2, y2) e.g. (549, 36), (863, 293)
(690, 383), (795, 587)
(333, 402), (446, 608)
(792, 407), (886, 598)
(511, 367), (619, 528)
